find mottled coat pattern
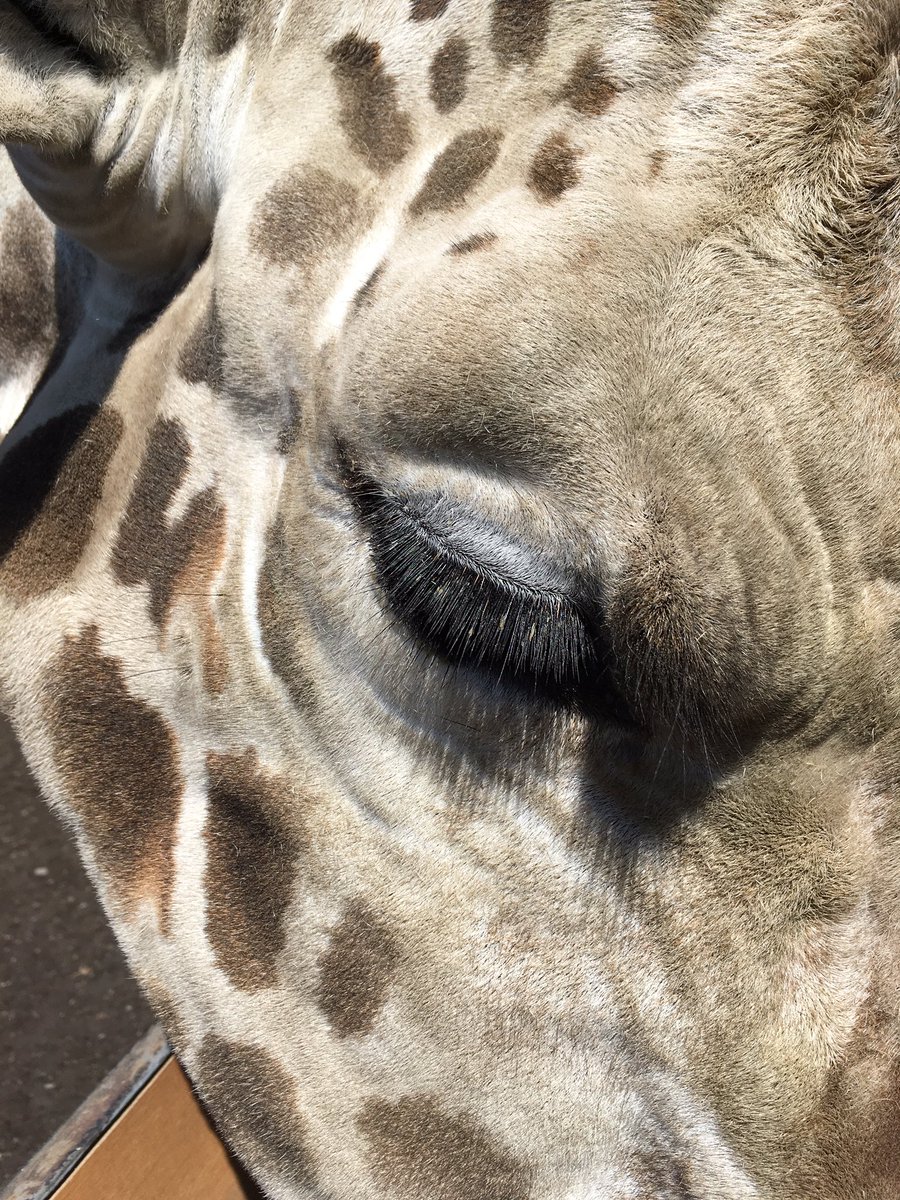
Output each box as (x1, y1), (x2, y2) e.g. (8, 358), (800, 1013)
(0, 1), (899, 1197)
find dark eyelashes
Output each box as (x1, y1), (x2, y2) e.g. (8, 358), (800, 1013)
(342, 459), (617, 711)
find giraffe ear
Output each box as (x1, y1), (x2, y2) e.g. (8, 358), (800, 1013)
(0, 4), (111, 151)
(0, 3), (208, 275)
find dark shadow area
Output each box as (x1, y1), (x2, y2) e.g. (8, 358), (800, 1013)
(0, 713), (152, 1185)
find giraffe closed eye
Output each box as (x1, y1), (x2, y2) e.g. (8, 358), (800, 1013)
(343, 456), (630, 722)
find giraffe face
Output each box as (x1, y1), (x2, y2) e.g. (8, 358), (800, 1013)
(2, 2), (900, 1198)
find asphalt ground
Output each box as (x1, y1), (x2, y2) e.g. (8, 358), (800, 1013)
(0, 713), (152, 1185)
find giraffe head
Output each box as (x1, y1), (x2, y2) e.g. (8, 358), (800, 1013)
(2, 1), (900, 1197)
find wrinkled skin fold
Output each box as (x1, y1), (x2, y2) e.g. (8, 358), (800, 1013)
(1, 1), (900, 1197)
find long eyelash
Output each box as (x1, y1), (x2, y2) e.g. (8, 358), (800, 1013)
(341, 455), (611, 710)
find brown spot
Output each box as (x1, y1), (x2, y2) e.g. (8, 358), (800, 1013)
(410, 129), (503, 217)
(204, 749), (302, 991)
(249, 167), (362, 268)
(652, 0), (718, 39)
(276, 389), (302, 455)
(315, 899), (398, 1036)
(210, 0), (245, 54)
(527, 133), (581, 202)
(112, 417), (190, 603)
(558, 52), (618, 116)
(46, 626), (183, 933)
(176, 497), (229, 693)
(195, 1035), (316, 1188)
(490, 0), (551, 67)
(429, 36), (470, 113)
(112, 418), (228, 635)
(360, 1094), (533, 1199)
(0, 199), (55, 367)
(200, 608), (228, 694)
(447, 231), (498, 255)
(801, 986), (900, 1190)
(179, 297), (223, 389)
(0, 406), (123, 600)
(411, 0), (449, 17)
(257, 517), (316, 710)
(328, 34), (413, 174)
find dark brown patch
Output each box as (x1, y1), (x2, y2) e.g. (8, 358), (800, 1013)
(558, 52), (618, 116)
(249, 167), (362, 268)
(194, 1035), (316, 1188)
(411, 0), (449, 17)
(179, 296), (223, 389)
(46, 625), (183, 933)
(175, 499), (229, 693)
(200, 607), (229, 693)
(112, 417), (190, 607)
(0, 199), (55, 367)
(410, 129), (503, 217)
(651, 0), (718, 39)
(111, 417), (228, 636)
(0, 406), (123, 600)
(429, 36), (470, 113)
(315, 899), (398, 1036)
(359, 1094), (533, 1199)
(163, 485), (226, 626)
(527, 133), (581, 202)
(204, 749), (302, 991)
(210, 0), (245, 54)
(276, 389), (302, 455)
(328, 34), (414, 174)
(447, 231), (498, 255)
(257, 517), (316, 710)
(490, 0), (551, 67)
(352, 263), (386, 312)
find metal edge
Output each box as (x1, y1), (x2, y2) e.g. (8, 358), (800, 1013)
(0, 1025), (171, 1200)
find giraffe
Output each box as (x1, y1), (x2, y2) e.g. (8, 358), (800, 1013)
(1, 0), (900, 1195)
